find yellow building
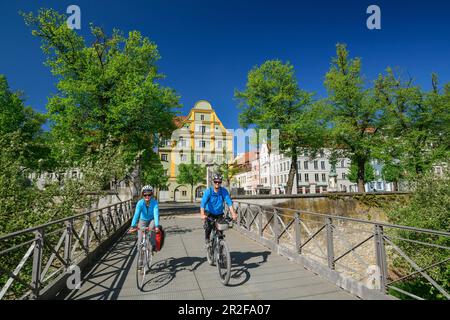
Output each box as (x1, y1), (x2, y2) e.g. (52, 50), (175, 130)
(158, 100), (234, 202)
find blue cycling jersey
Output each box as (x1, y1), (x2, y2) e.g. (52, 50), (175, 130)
(200, 187), (233, 215)
(131, 198), (159, 227)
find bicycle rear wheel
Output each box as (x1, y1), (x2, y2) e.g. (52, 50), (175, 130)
(136, 245), (147, 289)
(216, 239), (231, 285)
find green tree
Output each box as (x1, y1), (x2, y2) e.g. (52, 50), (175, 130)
(381, 161), (405, 191)
(387, 171), (450, 299)
(374, 69), (450, 178)
(324, 44), (386, 192)
(235, 60), (323, 194)
(143, 152), (169, 200)
(177, 156), (206, 203)
(219, 161), (239, 188)
(348, 162), (375, 189)
(22, 9), (179, 182)
(0, 75), (49, 170)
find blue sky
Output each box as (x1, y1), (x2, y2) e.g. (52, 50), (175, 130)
(1, 0), (449, 133)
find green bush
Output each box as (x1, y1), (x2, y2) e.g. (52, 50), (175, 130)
(387, 171), (450, 300)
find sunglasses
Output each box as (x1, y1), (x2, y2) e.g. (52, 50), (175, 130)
(213, 181), (222, 184)
(143, 194), (152, 197)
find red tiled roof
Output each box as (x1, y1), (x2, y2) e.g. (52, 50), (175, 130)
(173, 116), (188, 128)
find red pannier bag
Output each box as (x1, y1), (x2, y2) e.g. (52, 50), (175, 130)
(155, 225), (165, 251)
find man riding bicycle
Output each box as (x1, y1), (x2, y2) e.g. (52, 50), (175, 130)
(200, 173), (237, 248)
(129, 185), (160, 258)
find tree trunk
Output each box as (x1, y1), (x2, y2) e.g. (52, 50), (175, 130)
(286, 153), (298, 194)
(357, 158), (366, 193)
(393, 180), (399, 192)
(191, 184), (194, 203)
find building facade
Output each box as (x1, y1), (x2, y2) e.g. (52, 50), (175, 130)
(235, 144), (359, 195)
(158, 100), (234, 202)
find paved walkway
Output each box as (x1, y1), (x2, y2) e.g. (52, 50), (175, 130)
(63, 213), (358, 300)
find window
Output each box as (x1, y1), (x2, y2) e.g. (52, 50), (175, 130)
(72, 171), (78, 179)
(182, 191), (187, 196)
(197, 155), (201, 163)
(314, 173), (318, 182)
(181, 154), (187, 162)
(297, 161), (301, 170)
(321, 161), (325, 170)
(305, 174), (309, 182)
(160, 186), (168, 191)
(200, 114), (205, 121)
(341, 160), (345, 168)
(179, 137), (186, 147)
(304, 161), (309, 170)
(298, 174), (302, 182)
(218, 140), (223, 149)
(377, 182), (382, 189)
(199, 140), (206, 148)
(201, 125), (206, 133)
(161, 154), (168, 162)
(322, 173), (326, 182)
(342, 173), (346, 180)
(314, 161), (318, 170)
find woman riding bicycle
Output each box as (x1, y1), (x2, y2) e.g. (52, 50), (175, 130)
(200, 174), (237, 248)
(129, 185), (160, 253)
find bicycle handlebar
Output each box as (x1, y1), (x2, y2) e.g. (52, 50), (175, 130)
(128, 226), (156, 234)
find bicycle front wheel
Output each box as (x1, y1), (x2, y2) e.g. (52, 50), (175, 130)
(136, 245), (147, 289)
(216, 239), (231, 285)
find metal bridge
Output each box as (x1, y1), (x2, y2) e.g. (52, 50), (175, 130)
(1, 199), (449, 300)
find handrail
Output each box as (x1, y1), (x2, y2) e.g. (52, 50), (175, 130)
(0, 201), (134, 241)
(234, 200), (450, 237)
(0, 199), (133, 300)
(232, 200), (450, 300)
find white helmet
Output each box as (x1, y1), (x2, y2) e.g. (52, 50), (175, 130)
(141, 185), (154, 194)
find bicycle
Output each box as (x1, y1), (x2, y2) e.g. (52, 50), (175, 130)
(205, 216), (234, 285)
(129, 226), (155, 289)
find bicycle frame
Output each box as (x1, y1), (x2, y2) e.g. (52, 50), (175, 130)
(134, 226), (154, 289)
(205, 216), (232, 285)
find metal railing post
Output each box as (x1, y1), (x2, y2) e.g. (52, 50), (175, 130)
(326, 217), (335, 270)
(295, 212), (301, 254)
(31, 228), (44, 299)
(246, 204), (251, 230)
(273, 209), (279, 244)
(374, 224), (388, 293)
(237, 203), (241, 227)
(84, 214), (90, 255)
(97, 211), (103, 240)
(258, 206), (263, 238)
(64, 219), (73, 268)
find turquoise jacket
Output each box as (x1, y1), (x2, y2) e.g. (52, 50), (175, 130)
(131, 198), (159, 227)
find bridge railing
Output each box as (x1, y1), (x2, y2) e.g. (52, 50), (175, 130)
(0, 199), (133, 300)
(231, 201), (450, 300)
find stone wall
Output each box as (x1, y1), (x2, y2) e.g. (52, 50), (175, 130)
(234, 192), (410, 222)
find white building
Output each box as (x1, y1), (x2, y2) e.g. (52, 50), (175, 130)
(259, 145), (358, 194)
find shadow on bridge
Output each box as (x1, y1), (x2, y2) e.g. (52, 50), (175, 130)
(140, 256), (206, 292)
(61, 232), (137, 300)
(227, 251), (271, 287)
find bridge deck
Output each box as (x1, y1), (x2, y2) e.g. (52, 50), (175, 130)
(63, 213), (358, 300)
